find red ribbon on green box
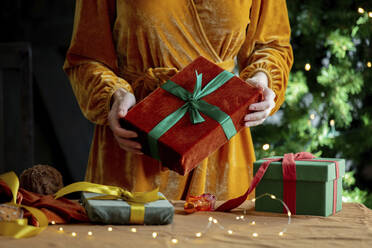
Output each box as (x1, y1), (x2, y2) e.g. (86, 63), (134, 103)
(216, 152), (340, 215)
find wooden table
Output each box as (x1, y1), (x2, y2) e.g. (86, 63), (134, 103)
(1, 202), (372, 248)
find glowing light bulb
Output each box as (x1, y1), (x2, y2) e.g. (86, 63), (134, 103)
(51, 221), (56, 225)
(131, 228), (137, 233)
(330, 119), (335, 126)
(71, 232), (77, 237)
(58, 227), (64, 232)
(310, 114), (315, 120)
(288, 212), (292, 217)
(252, 198), (256, 202)
(367, 61), (372, 68)
(88, 231), (93, 236)
(195, 232), (202, 237)
(240, 215), (244, 219)
(358, 8), (364, 14)
(270, 194), (276, 199)
(262, 144), (270, 150)
(368, 12), (372, 17)
(171, 238), (178, 244)
(107, 227), (113, 232)
(152, 232), (158, 238)
(305, 63), (311, 71)
(208, 216), (213, 222)
(228, 230), (233, 235)
(213, 219), (218, 224)
(252, 233), (258, 237)
(251, 221), (256, 225)
(236, 216), (240, 220)
(279, 232), (284, 236)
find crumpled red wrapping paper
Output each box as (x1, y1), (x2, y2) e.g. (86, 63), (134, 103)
(0, 181), (89, 225)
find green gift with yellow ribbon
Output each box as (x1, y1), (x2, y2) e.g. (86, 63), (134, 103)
(54, 182), (174, 225)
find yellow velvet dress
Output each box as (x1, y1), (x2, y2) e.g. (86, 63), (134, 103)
(63, 0), (293, 200)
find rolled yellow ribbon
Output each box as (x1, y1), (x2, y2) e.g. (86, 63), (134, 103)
(54, 181), (165, 224)
(0, 172), (48, 239)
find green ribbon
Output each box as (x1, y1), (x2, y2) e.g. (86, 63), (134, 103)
(148, 70), (237, 160)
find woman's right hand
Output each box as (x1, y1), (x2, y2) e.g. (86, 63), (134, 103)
(108, 88), (143, 154)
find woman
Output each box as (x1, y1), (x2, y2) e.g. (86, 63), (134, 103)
(63, 0), (293, 200)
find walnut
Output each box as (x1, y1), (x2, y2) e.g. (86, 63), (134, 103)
(20, 164), (63, 195)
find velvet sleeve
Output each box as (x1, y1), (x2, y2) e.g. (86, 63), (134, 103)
(237, 0), (293, 115)
(63, 0), (133, 125)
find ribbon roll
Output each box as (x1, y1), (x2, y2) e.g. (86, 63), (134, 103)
(0, 172), (48, 239)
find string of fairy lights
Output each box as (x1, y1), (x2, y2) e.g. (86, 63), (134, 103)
(50, 193), (291, 246)
(40, 5), (372, 245)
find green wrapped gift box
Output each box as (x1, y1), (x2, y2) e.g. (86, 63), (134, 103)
(81, 192), (174, 225)
(253, 157), (345, 216)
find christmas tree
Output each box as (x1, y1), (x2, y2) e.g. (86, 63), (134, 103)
(252, 1), (372, 208)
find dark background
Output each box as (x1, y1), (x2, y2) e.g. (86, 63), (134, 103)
(0, 0), (93, 184)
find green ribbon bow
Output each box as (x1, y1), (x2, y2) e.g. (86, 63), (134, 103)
(148, 70), (237, 160)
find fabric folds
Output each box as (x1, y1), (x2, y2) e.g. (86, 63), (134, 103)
(63, 0), (293, 200)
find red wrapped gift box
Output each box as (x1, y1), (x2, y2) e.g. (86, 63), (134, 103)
(122, 56), (263, 175)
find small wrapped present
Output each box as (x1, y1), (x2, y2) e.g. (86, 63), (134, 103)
(184, 193), (216, 214)
(54, 181), (174, 225)
(81, 192), (174, 225)
(122, 56), (263, 175)
(253, 153), (345, 216)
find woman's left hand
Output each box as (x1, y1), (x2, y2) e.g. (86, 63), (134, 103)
(244, 72), (276, 127)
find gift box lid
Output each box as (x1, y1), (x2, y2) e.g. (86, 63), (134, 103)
(253, 157), (345, 182)
(81, 192), (174, 225)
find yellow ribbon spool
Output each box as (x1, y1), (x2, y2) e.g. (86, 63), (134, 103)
(54, 182), (165, 224)
(0, 172), (48, 239)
